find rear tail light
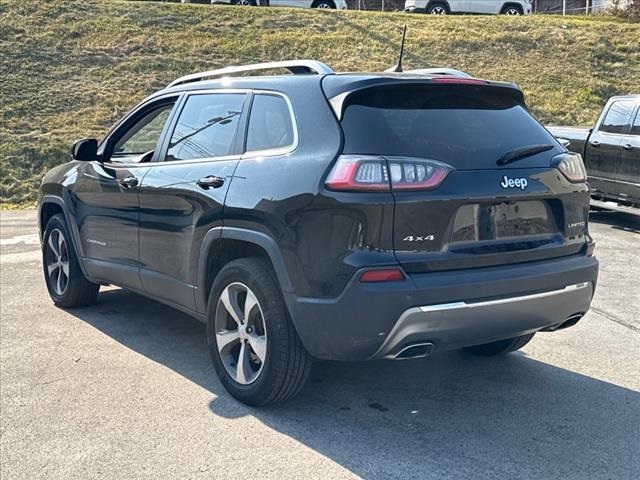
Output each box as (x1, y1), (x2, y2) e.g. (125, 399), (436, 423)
(586, 242), (595, 257)
(359, 268), (404, 283)
(325, 155), (389, 191)
(387, 157), (451, 191)
(326, 155), (452, 192)
(553, 153), (587, 183)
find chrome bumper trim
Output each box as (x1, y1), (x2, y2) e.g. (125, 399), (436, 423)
(418, 282), (590, 313)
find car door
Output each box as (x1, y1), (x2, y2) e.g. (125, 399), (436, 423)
(448, 0), (470, 12)
(616, 101), (640, 203)
(137, 90), (248, 311)
(281, 0), (315, 8)
(73, 95), (180, 290)
(584, 99), (635, 197)
(468, 0), (500, 14)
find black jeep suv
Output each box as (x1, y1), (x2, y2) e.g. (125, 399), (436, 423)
(38, 60), (598, 405)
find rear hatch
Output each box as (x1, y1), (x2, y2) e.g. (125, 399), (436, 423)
(328, 80), (590, 273)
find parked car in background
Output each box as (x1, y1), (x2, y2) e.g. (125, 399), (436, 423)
(405, 0), (532, 14)
(210, 0), (347, 8)
(548, 95), (640, 209)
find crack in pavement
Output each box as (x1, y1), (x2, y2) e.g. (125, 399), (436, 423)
(591, 306), (639, 332)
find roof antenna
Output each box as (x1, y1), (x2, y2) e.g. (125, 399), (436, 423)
(385, 25), (407, 73)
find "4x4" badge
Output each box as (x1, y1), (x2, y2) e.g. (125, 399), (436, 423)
(403, 235), (435, 242)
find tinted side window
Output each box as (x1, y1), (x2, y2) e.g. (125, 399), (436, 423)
(166, 93), (245, 162)
(246, 94), (295, 152)
(600, 100), (635, 134)
(631, 108), (640, 136)
(112, 102), (175, 163)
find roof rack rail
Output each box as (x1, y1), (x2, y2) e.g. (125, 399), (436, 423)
(404, 68), (472, 78)
(167, 60), (334, 88)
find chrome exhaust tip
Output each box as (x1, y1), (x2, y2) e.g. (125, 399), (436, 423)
(541, 313), (584, 332)
(393, 342), (435, 360)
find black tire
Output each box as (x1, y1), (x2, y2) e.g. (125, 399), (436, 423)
(501, 4), (523, 15)
(313, 0), (336, 8)
(463, 333), (535, 357)
(426, 2), (449, 14)
(207, 258), (312, 406)
(42, 214), (99, 308)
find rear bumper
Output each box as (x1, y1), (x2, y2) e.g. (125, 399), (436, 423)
(373, 282), (592, 359)
(287, 254), (598, 361)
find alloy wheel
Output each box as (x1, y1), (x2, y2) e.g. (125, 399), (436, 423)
(215, 282), (267, 385)
(430, 6), (447, 14)
(505, 8), (521, 15)
(45, 228), (69, 296)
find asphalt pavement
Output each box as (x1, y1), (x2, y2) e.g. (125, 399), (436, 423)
(1, 209), (639, 479)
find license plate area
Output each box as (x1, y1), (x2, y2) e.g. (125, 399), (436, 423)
(451, 201), (555, 243)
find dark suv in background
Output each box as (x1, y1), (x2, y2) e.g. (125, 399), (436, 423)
(39, 60), (598, 405)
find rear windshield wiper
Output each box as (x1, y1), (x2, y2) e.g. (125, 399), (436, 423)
(497, 144), (555, 166)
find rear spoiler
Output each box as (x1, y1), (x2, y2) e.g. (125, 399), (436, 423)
(323, 77), (523, 121)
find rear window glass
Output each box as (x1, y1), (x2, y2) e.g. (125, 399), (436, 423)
(340, 85), (560, 170)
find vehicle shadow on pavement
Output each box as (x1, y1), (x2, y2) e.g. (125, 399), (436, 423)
(70, 288), (639, 480)
(589, 210), (640, 234)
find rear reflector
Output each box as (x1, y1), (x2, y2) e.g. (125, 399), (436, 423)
(359, 268), (405, 283)
(326, 155), (452, 192)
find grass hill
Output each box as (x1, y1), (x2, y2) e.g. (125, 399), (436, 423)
(1, 0), (639, 206)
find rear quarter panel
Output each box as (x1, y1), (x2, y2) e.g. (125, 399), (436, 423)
(223, 81), (397, 299)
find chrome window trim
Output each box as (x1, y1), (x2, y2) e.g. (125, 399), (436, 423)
(148, 154), (243, 167)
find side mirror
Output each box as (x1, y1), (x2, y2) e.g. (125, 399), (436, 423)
(70, 138), (98, 161)
(557, 137), (571, 149)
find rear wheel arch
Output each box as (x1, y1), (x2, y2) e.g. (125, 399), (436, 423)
(197, 227), (295, 313)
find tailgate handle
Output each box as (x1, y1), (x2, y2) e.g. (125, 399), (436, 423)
(196, 175), (225, 189)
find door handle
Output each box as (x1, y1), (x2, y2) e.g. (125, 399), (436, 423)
(589, 140), (600, 147)
(119, 176), (138, 188)
(196, 175), (225, 189)
(622, 143), (633, 150)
